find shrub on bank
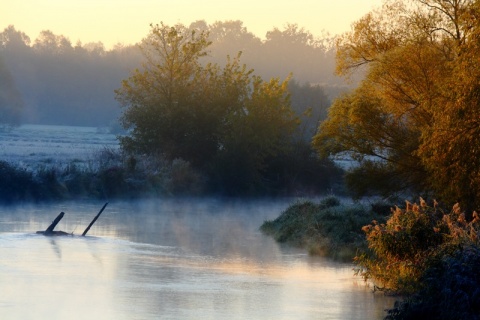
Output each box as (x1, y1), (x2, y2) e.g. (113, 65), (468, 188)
(354, 199), (480, 319)
(0, 150), (207, 202)
(385, 244), (480, 320)
(0, 161), (38, 203)
(261, 196), (480, 318)
(356, 200), (480, 295)
(260, 197), (387, 261)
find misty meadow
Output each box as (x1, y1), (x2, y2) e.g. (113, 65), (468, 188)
(3, 0), (480, 319)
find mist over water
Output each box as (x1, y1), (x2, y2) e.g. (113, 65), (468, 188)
(0, 198), (394, 319)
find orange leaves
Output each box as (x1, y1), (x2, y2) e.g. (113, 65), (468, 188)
(357, 197), (480, 293)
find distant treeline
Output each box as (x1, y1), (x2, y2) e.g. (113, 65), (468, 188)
(0, 22), (348, 128)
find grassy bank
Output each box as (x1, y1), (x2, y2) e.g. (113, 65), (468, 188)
(262, 198), (480, 319)
(0, 150), (205, 204)
(260, 197), (388, 261)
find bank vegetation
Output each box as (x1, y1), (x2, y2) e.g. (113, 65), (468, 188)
(263, 0), (480, 318)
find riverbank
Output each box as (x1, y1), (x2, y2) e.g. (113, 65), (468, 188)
(0, 155), (206, 204)
(263, 197), (480, 319)
(260, 197), (388, 261)
(0, 124), (344, 202)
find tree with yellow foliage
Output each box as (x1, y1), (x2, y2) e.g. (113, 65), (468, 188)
(314, 0), (480, 208)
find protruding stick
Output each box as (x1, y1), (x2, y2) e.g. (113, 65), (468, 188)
(36, 212), (65, 235)
(82, 203), (108, 236)
(45, 212), (65, 233)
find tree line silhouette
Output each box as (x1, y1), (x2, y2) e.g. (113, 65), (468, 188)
(0, 21), (345, 128)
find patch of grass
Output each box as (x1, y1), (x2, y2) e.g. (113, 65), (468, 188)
(260, 196), (386, 261)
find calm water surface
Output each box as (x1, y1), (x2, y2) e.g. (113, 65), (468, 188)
(0, 198), (395, 319)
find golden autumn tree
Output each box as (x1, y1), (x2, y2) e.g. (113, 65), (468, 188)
(313, 0), (480, 207)
(418, 0), (480, 208)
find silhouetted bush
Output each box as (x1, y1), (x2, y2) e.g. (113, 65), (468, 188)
(161, 158), (205, 196)
(98, 166), (126, 197)
(0, 143), (344, 201)
(0, 161), (37, 203)
(262, 142), (345, 196)
(61, 164), (92, 198)
(35, 166), (69, 200)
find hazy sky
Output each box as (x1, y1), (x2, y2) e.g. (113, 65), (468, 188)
(3, 0), (384, 48)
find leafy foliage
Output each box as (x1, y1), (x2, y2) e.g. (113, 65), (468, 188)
(116, 23), (338, 196)
(0, 21), (342, 197)
(0, 25), (140, 126)
(116, 23), (215, 165)
(418, 1), (480, 208)
(313, 0), (480, 207)
(356, 198), (480, 295)
(357, 197), (480, 319)
(288, 80), (330, 140)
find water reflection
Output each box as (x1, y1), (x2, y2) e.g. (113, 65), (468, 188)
(0, 199), (395, 319)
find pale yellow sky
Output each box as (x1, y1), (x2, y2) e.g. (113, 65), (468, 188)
(2, 0), (384, 48)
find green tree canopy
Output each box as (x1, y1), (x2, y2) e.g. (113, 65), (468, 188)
(313, 0), (480, 207)
(115, 23), (299, 194)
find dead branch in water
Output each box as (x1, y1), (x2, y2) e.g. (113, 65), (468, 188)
(82, 202), (108, 236)
(36, 212), (70, 236)
(36, 202), (109, 236)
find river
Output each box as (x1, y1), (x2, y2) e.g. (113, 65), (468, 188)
(0, 198), (395, 319)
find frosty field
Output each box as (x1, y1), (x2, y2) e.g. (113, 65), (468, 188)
(0, 124), (119, 169)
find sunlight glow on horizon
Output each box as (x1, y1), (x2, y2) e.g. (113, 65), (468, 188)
(3, 0), (384, 48)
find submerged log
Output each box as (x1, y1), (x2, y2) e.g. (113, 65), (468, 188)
(36, 212), (71, 236)
(82, 202), (108, 236)
(36, 230), (71, 236)
(36, 203), (108, 236)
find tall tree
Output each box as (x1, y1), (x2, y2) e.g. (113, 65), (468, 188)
(33, 30), (73, 54)
(0, 25), (30, 51)
(418, 0), (480, 207)
(116, 23), (298, 194)
(116, 22), (215, 166)
(259, 23), (335, 84)
(313, 0), (480, 206)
